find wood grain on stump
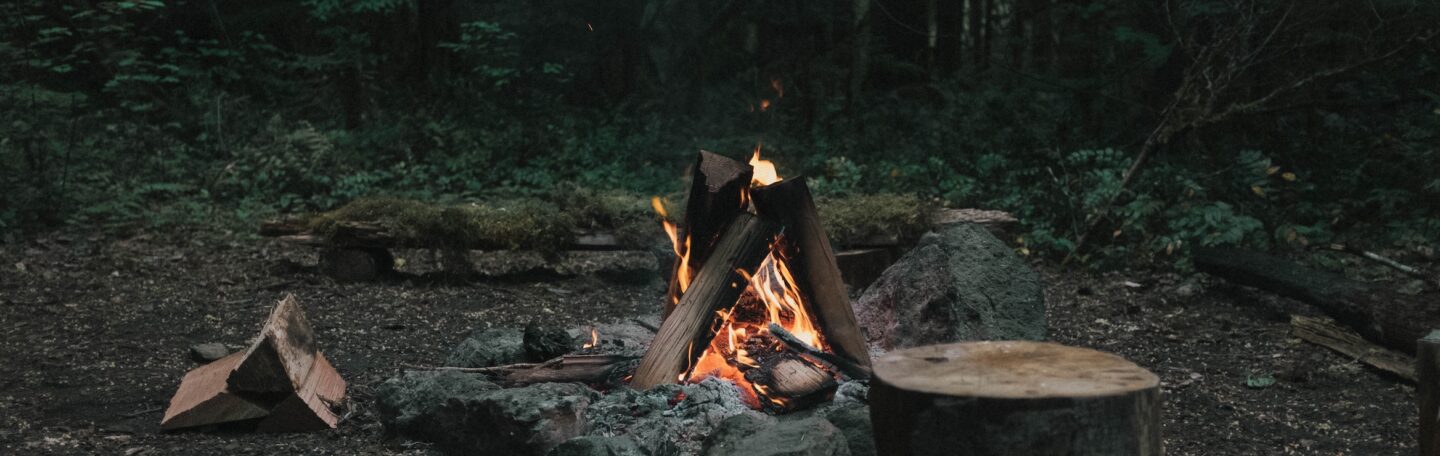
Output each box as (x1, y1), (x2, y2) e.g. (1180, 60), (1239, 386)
(870, 341), (1162, 456)
(1419, 330), (1440, 456)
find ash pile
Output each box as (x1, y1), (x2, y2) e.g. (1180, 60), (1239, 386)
(375, 319), (874, 456)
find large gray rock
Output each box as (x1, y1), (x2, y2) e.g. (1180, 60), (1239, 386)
(702, 414), (851, 456)
(818, 402), (874, 456)
(447, 327), (527, 367)
(548, 436), (646, 456)
(374, 370), (500, 438)
(854, 223), (1046, 350)
(376, 372), (598, 456)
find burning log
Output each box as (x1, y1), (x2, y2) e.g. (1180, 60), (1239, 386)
(632, 213), (780, 389)
(750, 177), (873, 370)
(870, 341), (1162, 456)
(767, 323), (871, 380)
(736, 332), (838, 411)
(662, 151), (755, 319)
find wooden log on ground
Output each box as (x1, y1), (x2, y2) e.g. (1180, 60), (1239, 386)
(160, 352), (270, 431)
(1291, 315), (1415, 382)
(664, 151), (754, 319)
(1195, 247), (1438, 354)
(229, 294), (318, 393)
(256, 352), (346, 432)
(319, 247), (394, 281)
(751, 176), (873, 370)
(1421, 330), (1440, 456)
(870, 341), (1162, 456)
(262, 219), (636, 252)
(631, 214), (779, 389)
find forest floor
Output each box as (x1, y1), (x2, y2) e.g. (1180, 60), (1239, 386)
(0, 228), (1422, 455)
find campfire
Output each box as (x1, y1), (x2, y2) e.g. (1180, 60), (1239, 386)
(633, 147), (872, 411)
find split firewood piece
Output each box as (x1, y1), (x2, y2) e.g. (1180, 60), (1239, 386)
(632, 213), (779, 389)
(229, 294), (318, 394)
(870, 341), (1162, 456)
(1291, 315), (1415, 382)
(1196, 247), (1439, 354)
(1419, 330), (1440, 456)
(160, 352), (270, 431)
(750, 177), (872, 370)
(257, 352), (346, 432)
(665, 151), (754, 319)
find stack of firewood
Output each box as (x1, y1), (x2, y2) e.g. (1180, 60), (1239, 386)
(160, 294), (346, 432)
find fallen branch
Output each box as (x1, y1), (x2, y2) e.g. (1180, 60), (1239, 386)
(1291, 315), (1415, 382)
(768, 323), (872, 380)
(408, 355), (638, 386)
(1325, 243), (1434, 287)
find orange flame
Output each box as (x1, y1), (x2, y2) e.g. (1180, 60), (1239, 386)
(678, 149), (829, 410)
(652, 196), (694, 305)
(749, 145), (781, 187)
(582, 327), (599, 349)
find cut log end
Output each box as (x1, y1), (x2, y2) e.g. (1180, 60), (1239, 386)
(1419, 331), (1440, 456)
(870, 341), (1162, 456)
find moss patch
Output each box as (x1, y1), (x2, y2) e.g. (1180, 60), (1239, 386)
(816, 193), (934, 246)
(303, 197), (576, 252)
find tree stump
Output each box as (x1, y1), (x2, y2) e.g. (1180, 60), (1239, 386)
(318, 247), (394, 281)
(870, 341), (1162, 456)
(1419, 330), (1440, 456)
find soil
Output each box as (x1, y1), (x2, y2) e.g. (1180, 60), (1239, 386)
(0, 228), (1424, 455)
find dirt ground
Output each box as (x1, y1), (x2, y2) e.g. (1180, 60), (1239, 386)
(0, 228), (1422, 455)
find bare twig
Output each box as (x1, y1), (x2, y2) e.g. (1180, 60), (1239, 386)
(1325, 243), (1434, 287)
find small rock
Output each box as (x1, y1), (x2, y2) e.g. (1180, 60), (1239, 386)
(1174, 281), (1201, 298)
(703, 414), (851, 456)
(447, 327), (527, 367)
(548, 436), (646, 456)
(525, 322), (576, 361)
(188, 343), (229, 363)
(854, 224), (1047, 350)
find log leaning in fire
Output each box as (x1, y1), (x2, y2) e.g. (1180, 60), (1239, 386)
(664, 151), (754, 319)
(750, 177), (873, 370)
(632, 213), (780, 389)
(1195, 247), (1439, 354)
(869, 341), (1162, 456)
